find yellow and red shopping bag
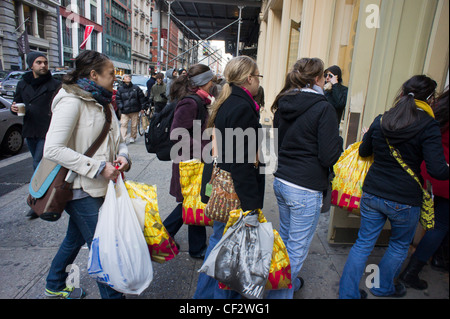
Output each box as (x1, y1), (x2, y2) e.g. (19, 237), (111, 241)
(125, 180), (179, 263)
(179, 160), (214, 227)
(219, 209), (292, 291)
(331, 142), (374, 214)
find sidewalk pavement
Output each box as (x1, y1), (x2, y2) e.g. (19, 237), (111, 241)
(0, 135), (448, 300)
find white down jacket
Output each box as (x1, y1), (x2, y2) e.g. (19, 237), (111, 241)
(44, 84), (129, 198)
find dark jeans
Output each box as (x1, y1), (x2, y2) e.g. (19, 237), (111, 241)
(46, 196), (123, 299)
(163, 203), (207, 255)
(413, 196), (449, 263)
(26, 137), (45, 171)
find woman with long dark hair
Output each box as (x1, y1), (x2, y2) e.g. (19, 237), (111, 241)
(44, 50), (130, 299)
(339, 75), (449, 299)
(162, 64), (215, 259)
(399, 88), (449, 290)
(267, 58), (343, 299)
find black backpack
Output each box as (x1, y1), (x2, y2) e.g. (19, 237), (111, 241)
(145, 95), (206, 161)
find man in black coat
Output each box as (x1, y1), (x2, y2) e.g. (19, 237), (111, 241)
(10, 51), (61, 218)
(116, 74), (148, 143)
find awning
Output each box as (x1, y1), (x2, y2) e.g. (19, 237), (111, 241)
(112, 60), (132, 70)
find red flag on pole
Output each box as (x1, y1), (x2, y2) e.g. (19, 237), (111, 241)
(80, 25), (94, 49)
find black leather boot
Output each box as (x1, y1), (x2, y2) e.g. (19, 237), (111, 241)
(430, 242), (449, 272)
(399, 257), (428, 290)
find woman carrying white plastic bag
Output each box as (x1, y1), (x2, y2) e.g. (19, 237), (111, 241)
(88, 174), (153, 295)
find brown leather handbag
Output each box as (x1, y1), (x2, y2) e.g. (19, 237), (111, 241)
(27, 106), (112, 222)
(203, 127), (241, 223)
(204, 162), (241, 223)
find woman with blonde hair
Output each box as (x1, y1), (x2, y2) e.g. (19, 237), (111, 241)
(194, 56), (264, 299)
(268, 58), (343, 299)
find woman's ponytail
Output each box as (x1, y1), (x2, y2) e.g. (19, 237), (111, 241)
(208, 82), (232, 128)
(382, 75), (437, 132)
(207, 56), (257, 128)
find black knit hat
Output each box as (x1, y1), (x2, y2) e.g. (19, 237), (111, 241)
(325, 65), (343, 83)
(27, 52), (46, 68)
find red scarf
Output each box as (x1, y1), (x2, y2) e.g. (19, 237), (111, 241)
(195, 88), (213, 105)
(240, 86), (260, 112)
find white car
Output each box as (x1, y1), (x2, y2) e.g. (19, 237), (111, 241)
(131, 75), (151, 96)
(0, 96), (23, 155)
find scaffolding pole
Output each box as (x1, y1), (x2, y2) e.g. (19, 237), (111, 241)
(165, 0), (173, 71)
(168, 17), (240, 64)
(197, 47), (221, 65)
(167, 8), (232, 65)
(236, 6), (244, 56)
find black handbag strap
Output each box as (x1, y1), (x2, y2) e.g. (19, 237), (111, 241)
(84, 105), (112, 157)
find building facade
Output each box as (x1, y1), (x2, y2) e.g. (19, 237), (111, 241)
(149, 1), (181, 72)
(59, 0), (103, 68)
(257, 0), (449, 139)
(104, 0), (132, 75)
(0, 0), (60, 71)
(131, 0), (151, 75)
(256, 0), (449, 244)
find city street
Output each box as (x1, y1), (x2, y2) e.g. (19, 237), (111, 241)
(0, 133), (448, 301)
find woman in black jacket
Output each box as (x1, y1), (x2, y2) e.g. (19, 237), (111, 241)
(339, 75), (449, 299)
(267, 58), (343, 299)
(194, 56), (264, 299)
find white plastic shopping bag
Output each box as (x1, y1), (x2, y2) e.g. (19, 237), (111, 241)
(88, 175), (153, 295)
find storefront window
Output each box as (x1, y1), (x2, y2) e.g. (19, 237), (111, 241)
(37, 10), (46, 38)
(23, 4), (33, 36)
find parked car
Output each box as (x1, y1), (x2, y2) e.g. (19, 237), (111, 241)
(0, 71), (26, 97)
(0, 96), (23, 155)
(0, 70), (9, 83)
(51, 71), (68, 82)
(131, 74), (151, 96)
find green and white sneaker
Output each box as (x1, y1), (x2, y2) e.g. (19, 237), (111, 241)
(45, 286), (86, 299)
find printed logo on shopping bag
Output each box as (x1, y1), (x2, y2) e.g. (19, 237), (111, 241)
(331, 190), (361, 213)
(182, 206), (213, 227)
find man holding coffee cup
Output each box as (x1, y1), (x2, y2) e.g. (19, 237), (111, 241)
(10, 52), (61, 219)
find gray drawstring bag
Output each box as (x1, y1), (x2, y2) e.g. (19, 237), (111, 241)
(199, 210), (274, 299)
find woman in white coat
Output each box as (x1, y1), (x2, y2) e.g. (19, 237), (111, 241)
(43, 50), (130, 299)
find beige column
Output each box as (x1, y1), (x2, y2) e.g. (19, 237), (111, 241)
(298, 0), (335, 65)
(264, 7), (282, 111)
(277, 0), (293, 76)
(256, 17), (267, 76)
(423, 0), (449, 91)
(32, 8), (39, 37)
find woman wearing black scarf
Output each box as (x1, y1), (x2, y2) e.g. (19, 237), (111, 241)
(43, 50), (130, 299)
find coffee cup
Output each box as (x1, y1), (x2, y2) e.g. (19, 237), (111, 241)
(16, 103), (26, 116)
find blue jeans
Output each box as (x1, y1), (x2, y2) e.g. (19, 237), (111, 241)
(266, 178), (323, 299)
(26, 137), (45, 171)
(193, 221), (241, 299)
(46, 196), (123, 299)
(339, 192), (420, 299)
